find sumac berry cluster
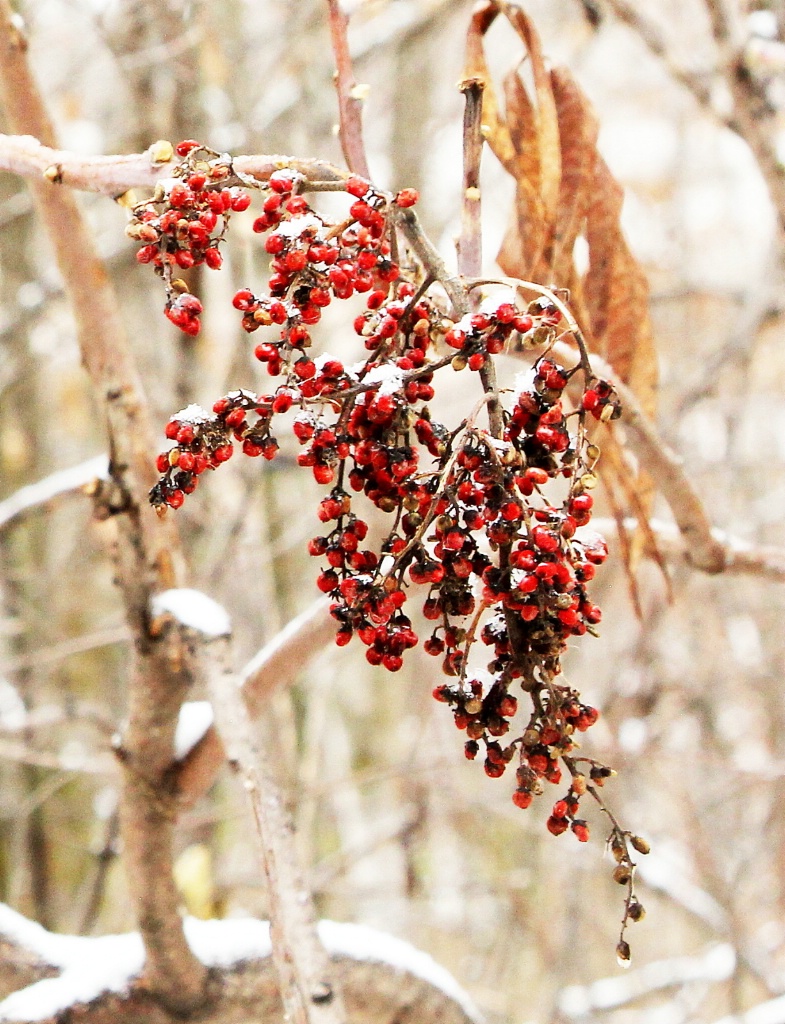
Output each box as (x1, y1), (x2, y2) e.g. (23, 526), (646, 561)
(127, 141), (251, 336)
(141, 143), (646, 941)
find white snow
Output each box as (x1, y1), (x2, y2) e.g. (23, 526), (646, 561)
(0, 679), (26, 731)
(174, 701), (215, 760)
(151, 589), (232, 637)
(171, 403), (212, 425)
(712, 994), (785, 1024)
(0, 908), (482, 1024)
(747, 9), (778, 39)
(512, 366), (538, 399)
(361, 362), (404, 396)
(318, 920), (481, 1021)
(0, 903), (144, 1022)
(274, 213), (323, 239)
(225, 389), (260, 405)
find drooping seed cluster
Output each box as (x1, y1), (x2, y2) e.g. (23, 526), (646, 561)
(139, 143), (647, 947)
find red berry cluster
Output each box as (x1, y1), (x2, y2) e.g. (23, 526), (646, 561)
(142, 144), (641, 883)
(127, 141), (252, 336)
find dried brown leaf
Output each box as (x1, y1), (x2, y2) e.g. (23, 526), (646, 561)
(499, 4), (561, 221)
(550, 68), (598, 287)
(465, 3), (517, 173)
(583, 156), (658, 418)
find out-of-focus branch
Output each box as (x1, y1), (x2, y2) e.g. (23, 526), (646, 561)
(591, 517), (785, 582)
(154, 592), (344, 1024)
(551, 341), (727, 573)
(603, 0), (785, 236)
(175, 598), (335, 805)
(604, 0), (719, 113)
(0, 900), (479, 1024)
(0, 456), (109, 534)
(0, 8), (207, 1015)
(325, 0), (371, 179)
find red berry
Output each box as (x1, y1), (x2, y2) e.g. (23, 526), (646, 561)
(346, 176), (370, 198)
(546, 815), (569, 836)
(313, 464), (335, 485)
(571, 821), (590, 842)
(394, 188), (419, 208)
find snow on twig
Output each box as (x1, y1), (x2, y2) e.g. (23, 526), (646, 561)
(174, 701), (215, 761)
(0, 455), (108, 533)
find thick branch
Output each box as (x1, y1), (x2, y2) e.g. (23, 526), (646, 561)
(0, 12), (206, 1014)
(0, 903), (479, 1024)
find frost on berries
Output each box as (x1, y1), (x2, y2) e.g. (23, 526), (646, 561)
(142, 143), (647, 934)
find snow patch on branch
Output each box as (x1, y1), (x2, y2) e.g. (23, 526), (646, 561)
(0, 908), (481, 1023)
(0, 455), (109, 532)
(174, 701), (215, 760)
(712, 993), (785, 1024)
(151, 589), (232, 637)
(319, 920), (481, 1021)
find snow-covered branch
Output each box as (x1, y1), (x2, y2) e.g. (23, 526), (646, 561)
(155, 590), (344, 1024)
(174, 598), (335, 805)
(0, 902), (480, 1024)
(0, 456), (108, 534)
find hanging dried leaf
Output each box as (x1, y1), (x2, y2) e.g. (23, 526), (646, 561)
(549, 68), (598, 287)
(462, 0), (662, 581)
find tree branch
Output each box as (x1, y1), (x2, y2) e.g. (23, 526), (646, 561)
(0, 901), (479, 1024)
(0, 11), (206, 1014)
(325, 0), (372, 178)
(151, 589), (344, 1024)
(174, 598), (336, 805)
(603, 0), (785, 237)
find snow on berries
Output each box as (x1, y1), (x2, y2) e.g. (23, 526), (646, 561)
(142, 143), (645, 918)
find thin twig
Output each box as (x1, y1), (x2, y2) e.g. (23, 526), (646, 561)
(326, 0), (371, 178)
(173, 606), (344, 1024)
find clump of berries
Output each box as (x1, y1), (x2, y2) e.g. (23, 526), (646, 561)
(126, 140), (252, 336)
(140, 142), (647, 953)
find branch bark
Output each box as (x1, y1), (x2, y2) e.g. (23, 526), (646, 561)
(326, 0), (372, 179)
(0, 9), (206, 1014)
(174, 597), (335, 805)
(0, 902), (479, 1024)
(151, 591), (344, 1024)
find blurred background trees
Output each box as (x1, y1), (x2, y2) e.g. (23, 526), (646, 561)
(1, 1), (785, 1022)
